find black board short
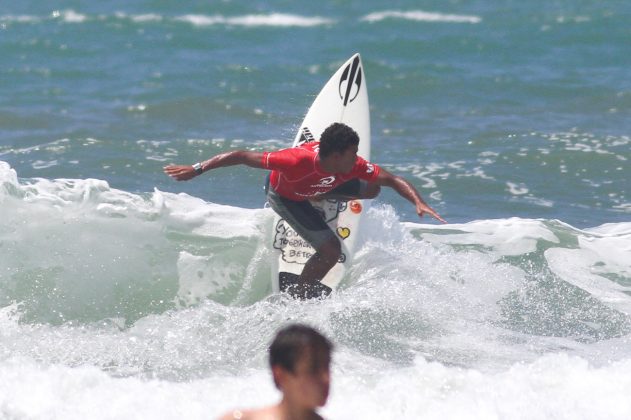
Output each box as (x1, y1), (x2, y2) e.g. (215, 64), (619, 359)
(265, 174), (366, 250)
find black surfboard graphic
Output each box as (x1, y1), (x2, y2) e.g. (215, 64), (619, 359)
(339, 56), (362, 106)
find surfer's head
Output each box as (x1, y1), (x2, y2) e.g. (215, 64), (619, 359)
(269, 324), (333, 407)
(319, 123), (360, 174)
(318, 122), (359, 159)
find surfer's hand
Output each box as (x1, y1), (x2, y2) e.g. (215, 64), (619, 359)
(163, 164), (198, 181)
(416, 202), (447, 224)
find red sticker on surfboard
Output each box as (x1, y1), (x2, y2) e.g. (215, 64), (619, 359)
(349, 200), (362, 214)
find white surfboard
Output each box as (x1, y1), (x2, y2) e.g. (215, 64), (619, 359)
(270, 53), (371, 294)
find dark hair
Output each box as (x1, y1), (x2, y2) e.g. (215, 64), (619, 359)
(269, 324), (333, 380)
(318, 123), (359, 158)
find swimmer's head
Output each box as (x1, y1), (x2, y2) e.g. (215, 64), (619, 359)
(269, 324), (333, 408)
(269, 324), (333, 376)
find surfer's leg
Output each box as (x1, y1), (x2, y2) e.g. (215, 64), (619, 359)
(267, 187), (337, 298)
(296, 237), (341, 295)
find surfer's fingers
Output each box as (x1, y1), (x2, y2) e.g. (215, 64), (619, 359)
(434, 214), (447, 224)
(163, 165), (182, 174)
(165, 165), (190, 175)
(424, 207), (446, 224)
(428, 209), (446, 223)
(163, 165), (194, 181)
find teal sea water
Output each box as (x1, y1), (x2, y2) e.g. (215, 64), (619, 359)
(1, 1), (630, 419)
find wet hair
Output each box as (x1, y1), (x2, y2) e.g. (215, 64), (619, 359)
(318, 123), (359, 158)
(269, 324), (333, 384)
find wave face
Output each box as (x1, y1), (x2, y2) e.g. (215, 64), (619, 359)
(2, 163), (631, 418)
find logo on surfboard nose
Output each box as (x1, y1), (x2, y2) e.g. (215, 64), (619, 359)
(339, 56), (362, 106)
(297, 127), (315, 145)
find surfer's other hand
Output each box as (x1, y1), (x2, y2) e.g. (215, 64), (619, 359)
(163, 164), (198, 181)
(416, 203), (447, 224)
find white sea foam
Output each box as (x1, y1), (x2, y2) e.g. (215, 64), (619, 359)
(176, 13), (334, 27)
(132, 14), (163, 23)
(60, 10), (87, 23)
(0, 357), (275, 420)
(408, 216), (631, 319)
(2, 353), (631, 420)
(157, 189), (268, 238)
(326, 354), (631, 420)
(31, 159), (59, 169)
(0, 161), (18, 187)
(1, 11), (332, 27)
(547, 247), (631, 315)
(477, 150), (499, 165)
(389, 160), (497, 188)
(613, 203), (631, 213)
(519, 195), (555, 207)
(0, 14), (40, 23)
(49, 10), (88, 23)
(176, 251), (240, 306)
(114, 12), (163, 23)
(545, 222), (631, 313)
(540, 131), (629, 156)
(556, 15), (592, 24)
(2, 10), (482, 27)
(505, 182), (555, 207)
(175, 14), (224, 26)
(506, 181), (529, 196)
(2, 163), (631, 419)
(587, 222), (631, 236)
(458, 166), (495, 180)
(0, 138), (71, 157)
(405, 217), (560, 256)
(361, 10), (482, 24)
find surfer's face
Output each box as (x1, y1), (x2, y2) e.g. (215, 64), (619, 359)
(333, 144), (358, 174)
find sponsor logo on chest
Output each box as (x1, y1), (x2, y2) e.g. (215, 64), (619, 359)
(311, 176), (336, 189)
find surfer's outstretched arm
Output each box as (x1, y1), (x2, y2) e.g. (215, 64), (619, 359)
(375, 168), (446, 223)
(163, 151), (265, 181)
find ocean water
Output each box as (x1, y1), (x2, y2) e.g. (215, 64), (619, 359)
(1, 1), (630, 419)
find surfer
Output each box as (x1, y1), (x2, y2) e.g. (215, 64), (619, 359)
(165, 123), (445, 298)
(218, 324), (333, 420)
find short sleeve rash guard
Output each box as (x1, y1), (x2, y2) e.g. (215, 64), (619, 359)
(262, 142), (380, 201)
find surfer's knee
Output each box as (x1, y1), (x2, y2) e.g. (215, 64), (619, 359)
(317, 238), (341, 263)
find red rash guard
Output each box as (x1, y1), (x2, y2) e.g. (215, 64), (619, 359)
(261, 142), (380, 201)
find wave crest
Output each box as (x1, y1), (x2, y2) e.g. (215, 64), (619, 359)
(361, 10), (482, 24)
